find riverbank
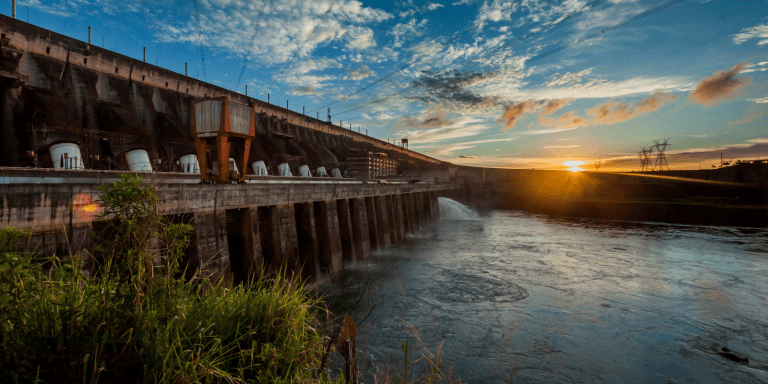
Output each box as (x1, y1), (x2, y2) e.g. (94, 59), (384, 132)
(471, 170), (768, 227)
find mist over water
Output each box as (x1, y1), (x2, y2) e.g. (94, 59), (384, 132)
(438, 197), (482, 221)
(322, 201), (768, 383)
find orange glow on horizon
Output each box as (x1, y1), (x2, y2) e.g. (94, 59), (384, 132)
(567, 166), (585, 173)
(563, 160), (585, 167)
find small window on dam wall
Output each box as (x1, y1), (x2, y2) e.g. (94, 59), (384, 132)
(46, 46), (51, 54)
(83, 58), (87, 65)
(142, 75), (145, 81)
(115, 67), (119, 74)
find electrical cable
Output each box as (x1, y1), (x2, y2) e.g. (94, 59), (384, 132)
(193, 0), (207, 80)
(334, 0), (685, 117)
(235, 0), (268, 91)
(311, 0), (524, 113)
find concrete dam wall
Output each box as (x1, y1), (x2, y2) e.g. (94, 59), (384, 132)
(0, 16), (465, 283)
(1, 169), (458, 283)
(0, 15), (442, 175)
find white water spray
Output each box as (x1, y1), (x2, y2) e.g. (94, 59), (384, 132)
(438, 197), (481, 221)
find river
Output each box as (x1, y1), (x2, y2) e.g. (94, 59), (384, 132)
(320, 198), (768, 383)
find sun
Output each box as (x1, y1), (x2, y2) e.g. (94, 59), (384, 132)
(563, 160), (585, 173)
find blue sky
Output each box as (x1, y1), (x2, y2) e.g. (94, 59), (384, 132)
(5, 0), (767, 170)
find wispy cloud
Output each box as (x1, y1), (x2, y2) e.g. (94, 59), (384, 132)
(733, 22), (768, 45)
(727, 112), (764, 126)
(689, 63), (750, 106)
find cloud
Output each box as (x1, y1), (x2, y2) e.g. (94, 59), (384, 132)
(409, 69), (501, 111)
(544, 145), (579, 149)
(394, 105), (455, 130)
(498, 100), (537, 130)
(537, 92), (678, 129)
(727, 112), (764, 126)
(540, 98), (572, 116)
(345, 65), (376, 81)
(388, 18), (428, 48)
(588, 92), (677, 125)
(291, 86), (322, 96)
(546, 68), (594, 87)
(733, 22), (768, 45)
(749, 97), (768, 104)
(151, 0), (392, 66)
(689, 63), (750, 106)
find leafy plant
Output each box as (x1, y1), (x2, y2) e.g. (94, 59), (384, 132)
(0, 174), (333, 383)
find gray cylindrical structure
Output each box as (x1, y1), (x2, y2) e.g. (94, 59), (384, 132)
(298, 165), (311, 177)
(126, 149), (152, 172)
(179, 154), (200, 173)
(277, 163), (292, 177)
(252, 160), (267, 176)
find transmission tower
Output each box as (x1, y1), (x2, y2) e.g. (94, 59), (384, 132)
(594, 159), (602, 171)
(638, 146), (653, 172)
(652, 139), (671, 171)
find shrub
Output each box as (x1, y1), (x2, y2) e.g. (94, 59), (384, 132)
(0, 174), (332, 384)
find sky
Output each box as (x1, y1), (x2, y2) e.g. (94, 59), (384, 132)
(4, 0), (767, 171)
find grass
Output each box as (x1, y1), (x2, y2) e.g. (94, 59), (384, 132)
(0, 174), (335, 384)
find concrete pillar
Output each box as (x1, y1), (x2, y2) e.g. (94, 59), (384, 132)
(365, 196), (380, 249)
(405, 193), (418, 233)
(393, 193), (406, 239)
(193, 210), (232, 284)
(259, 204), (300, 275)
(314, 200), (343, 275)
(412, 192), (424, 231)
(336, 199), (358, 262)
(426, 191), (436, 223)
(240, 207), (263, 281)
(294, 203), (322, 281)
(400, 193), (412, 234)
(386, 195), (403, 243)
(349, 198), (371, 259)
(432, 191), (441, 221)
(374, 195), (392, 248)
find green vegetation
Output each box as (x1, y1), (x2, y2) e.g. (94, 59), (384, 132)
(0, 174), (332, 383)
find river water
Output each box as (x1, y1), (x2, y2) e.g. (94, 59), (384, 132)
(321, 198), (768, 383)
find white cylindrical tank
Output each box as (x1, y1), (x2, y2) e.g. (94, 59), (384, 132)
(331, 168), (342, 178)
(315, 166), (328, 177)
(50, 143), (85, 170)
(179, 154), (199, 173)
(277, 163), (292, 177)
(298, 165), (311, 177)
(252, 160), (268, 176)
(126, 149), (153, 172)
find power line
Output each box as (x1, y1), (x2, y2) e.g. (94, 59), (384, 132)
(192, 0), (207, 81)
(312, 0), (524, 113)
(329, 0), (605, 116)
(268, 0), (339, 90)
(334, 0), (685, 117)
(235, 0), (268, 91)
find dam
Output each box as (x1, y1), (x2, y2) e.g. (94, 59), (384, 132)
(0, 15), (464, 282)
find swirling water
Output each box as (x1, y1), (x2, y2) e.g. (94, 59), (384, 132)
(322, 203), (768, 383)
